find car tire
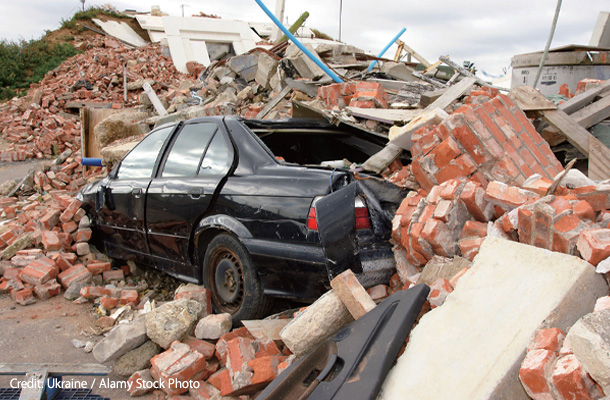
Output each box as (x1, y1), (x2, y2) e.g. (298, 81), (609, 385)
(202, 233), (272, 323)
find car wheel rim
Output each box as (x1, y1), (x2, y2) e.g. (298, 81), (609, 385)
(209, 248), (244, 314)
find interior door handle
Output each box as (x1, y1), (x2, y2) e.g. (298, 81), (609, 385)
(190, 187), (203, 198)
(132, 188), (142, 198)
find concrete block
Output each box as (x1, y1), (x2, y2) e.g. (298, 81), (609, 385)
(195, 313), (232, 340)
(93, 316), (148, 363)
(255, 52), (279, 89)
(145, 299), (204, 349)
(567, 309), (610, 394)
(330, 269), (376, 319)
(378, 237), (608, 400)
(280, 290), (354, 357)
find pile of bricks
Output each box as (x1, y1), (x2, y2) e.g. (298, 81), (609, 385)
(123, 286), (294, 399)
(381, 84), (610, 399)
(0, 36), (188, 162)
(519, 295), (610, 400)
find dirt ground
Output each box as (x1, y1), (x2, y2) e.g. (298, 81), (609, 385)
(0, 294), (156, 399)
(0, 159), (47, 186)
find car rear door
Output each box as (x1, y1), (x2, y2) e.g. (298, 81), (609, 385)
(145, 120), (235, 276)
(101, 125), (174, 258)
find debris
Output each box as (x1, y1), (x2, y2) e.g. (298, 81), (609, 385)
(195, 313), (232, 340)
(113, 340), (162, 377)
(145, 299), (206, 349)
(92, 316), (148, 363)
(378, 237), (607, 400)
(280, 290), (354, 357)
(330, 269), (376, 319)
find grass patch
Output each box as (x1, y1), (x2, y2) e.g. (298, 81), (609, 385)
(0, 38), (78, 101)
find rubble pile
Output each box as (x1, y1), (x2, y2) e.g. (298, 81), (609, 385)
(0, 15), (609, 399)
(0, 36), (188, 162)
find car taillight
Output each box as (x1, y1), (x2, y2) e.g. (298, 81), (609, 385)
(355, 196), (371, 230)
(307, 196), (371, 231)
(307, 207), (318, 230)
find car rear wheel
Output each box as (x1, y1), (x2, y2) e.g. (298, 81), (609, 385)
(202, 233), (271, 323)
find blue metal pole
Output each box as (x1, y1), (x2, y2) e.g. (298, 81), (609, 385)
(81, 157), (103, 167)
(367, 27), (407, 72)
(254, 0), (344, 83)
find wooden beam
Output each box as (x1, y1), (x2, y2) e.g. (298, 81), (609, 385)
(568, 94), (610, 129)
(558, 79), (610, 114)
(400, 42), (431, 68)
(424, 77), (476, 112)
(256, 85), (291, 119)
(508, 85), (558, 112)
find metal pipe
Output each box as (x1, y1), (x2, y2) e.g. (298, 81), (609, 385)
(255, 0), (344, 83)
(81, 158), (103, 167)
(533, 0), (563, 89)
(367, 27), (407, 72)
(275, 11), (310, 44)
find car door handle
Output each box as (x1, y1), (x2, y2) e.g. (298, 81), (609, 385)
(189, 188), (204, 199)
(132, 188), (142, 198)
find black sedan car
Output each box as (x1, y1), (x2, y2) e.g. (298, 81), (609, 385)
(80, 116), (406, 321)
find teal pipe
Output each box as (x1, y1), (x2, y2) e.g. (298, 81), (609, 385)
(367, 27), (407, 72)
(255, 0), (343, 83)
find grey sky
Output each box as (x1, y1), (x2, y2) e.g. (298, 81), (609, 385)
(0, 0), (607, 76)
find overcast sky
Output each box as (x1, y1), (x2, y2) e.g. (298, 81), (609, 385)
(0, 0), (607, 76)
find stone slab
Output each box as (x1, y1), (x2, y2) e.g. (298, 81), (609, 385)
(378, 237), (607, 400)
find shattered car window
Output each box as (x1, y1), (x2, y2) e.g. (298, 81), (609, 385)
(116, 126), (173, 180)
(162, 123), (218, 177)
(199, 130), (231, 176)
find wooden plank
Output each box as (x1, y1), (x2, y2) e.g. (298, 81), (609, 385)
(424, 77), (476, 112)
(346, 107), (420, 124)
(256, 85), (291, 119)
(400, 42), (431, 68)
(361, 143), (403, 174)
(19, 368), (47, 400)
(568, 94), (610, 128)
(588, 135), (610, 180)
(542, 109), (590, 156)
(242, 319), (292, 341)
(80, 107), (122, 159)
(508, 85), (558, 111)
(0, 363), (111, 376)
(558, 79), (610, 114)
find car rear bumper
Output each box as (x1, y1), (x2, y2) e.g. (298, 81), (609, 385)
(243, 238), (395, 301)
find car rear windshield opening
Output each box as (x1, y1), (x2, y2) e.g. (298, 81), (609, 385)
(254, 129), (383, 166)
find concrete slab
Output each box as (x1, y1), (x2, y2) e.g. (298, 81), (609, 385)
(92, 19), (148, 47)
(378, 237), (607, 400)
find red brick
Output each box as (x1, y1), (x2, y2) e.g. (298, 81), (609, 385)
(39, 209), (61, 230)
(485, 181), (540, 210)
(532, 203), (554, 250)
(80, 286), (111, 299)
(54, 253), (75, 271)
(61, 220), (78, 234)
(458, 237), (485, 261)
(3, 267), (21, 281)
(41, 230), (61, 252)
(428, 137), (461, 169)
(518, 207), (533, 245)
(12, 287), (36, 305)
(460, 220), (487, 240)
(421, 219), (454, 257)
(126, 369), (154, 397)
(57, 264), (91, 289)
(182, 336), (216, 360)
(366, 284), (390, 301)
(459, 180), (490, 222)
(175, 285), (212, 315)
(120, 289), (139, 306)
(150, 341), (207, 396)
(571, 200), (595, 221)
(519, 349), (556, 400)
(248, 356), (288, 385)
(551, 355), (595, 400)
(215, 327), (253, 365)
(34, 279), (61, 300)
(59, 199), (82, 223)
(102, 269), (124, 281)
(86, 261), (111, 275)
(207, 368), (232, 396)
(99, 296), (119, 309)
(576, 228), (610, 265)
(20, 263), (56, 286)
(427, 277), (453, 308)
(532, 328), (565, 352)
(189, 381), (220, 400)
(75, 229), (92, 243)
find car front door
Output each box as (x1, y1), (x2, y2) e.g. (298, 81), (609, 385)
(145, 120), (235, 276)
(100, 125), (174, 259)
